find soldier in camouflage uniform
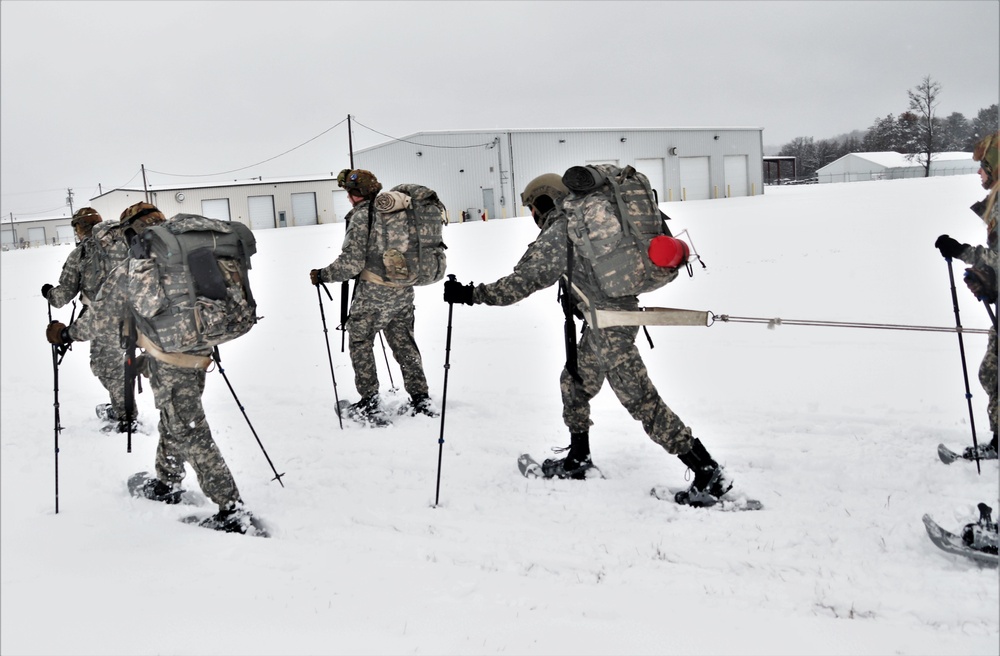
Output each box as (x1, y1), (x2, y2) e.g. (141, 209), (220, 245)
(444, 173), (735, 506)
(310, 169), (435, 425)
(43, 207), (136, 432)
(46, 202), (259, 534)
(935, 132), (999, 460)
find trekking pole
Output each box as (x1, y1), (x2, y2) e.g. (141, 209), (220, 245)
(47, 302), (69, 514)
(434, 275), (458, 507)
(943, 257), (982, 474)
(377, 331), (397, 392)
(984, 300), (997, 329)
(211, 347), (286, 486)
(317, 282), (344, 430)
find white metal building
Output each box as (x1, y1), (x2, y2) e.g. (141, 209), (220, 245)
(354, 127), (764, 222)
(1, 216), (74, 250)
(85, 175), (351, 231)
(815, 151), (978, 183)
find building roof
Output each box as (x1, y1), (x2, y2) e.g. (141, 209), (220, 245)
(819, 151), (974, 172)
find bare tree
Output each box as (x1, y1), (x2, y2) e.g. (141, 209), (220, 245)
(907, 75), (942, 177)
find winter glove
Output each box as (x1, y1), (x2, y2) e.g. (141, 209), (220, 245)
(964, 266), (998, 302)
(310, 269), (323, 285)
(41, 283), (53, 298)
(46, 321), (72, 346)
(934, 234), (967, 260)
(443, 278), (475, 305)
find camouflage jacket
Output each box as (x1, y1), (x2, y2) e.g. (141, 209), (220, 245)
(957, 188), (999, 278)
(47, 223), (128, 309)
(317, 201), (380, 283)
(66, 258), (129, 344)
(472, 208), (638, 314)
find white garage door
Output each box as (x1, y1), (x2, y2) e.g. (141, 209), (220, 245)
(248, 195), (276, 230)
(724, 155), (748, 197)
(291, 192), (317, 226)
(27, 226), (46, 247)
(636, 157), (665, 203)
(332, 190), (352, 223)
(57, 225), (75, 244)
(201, 198), (231, 221)
(679, 157), (711, 201)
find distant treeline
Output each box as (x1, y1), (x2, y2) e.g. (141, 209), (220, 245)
(776, 103), (998, 180)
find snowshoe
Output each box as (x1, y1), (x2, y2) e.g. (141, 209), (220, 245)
(961, 503), (999, 555)
(184, 504), (270, 538)
(95, 403), (117, 423)
(541, 454), (596, 480)
(674, 465), (733, 507)
(938, 442), (999, 464)
(339, 395), (392, 427)
(406, 394), (439, 418)
(127, 471), (183, 505)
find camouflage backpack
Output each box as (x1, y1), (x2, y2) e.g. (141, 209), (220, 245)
(130, 214), (258, 354)
(370, 183), (448, 286)
(561, 164), (680, 298)
(80, 221), (128, 302)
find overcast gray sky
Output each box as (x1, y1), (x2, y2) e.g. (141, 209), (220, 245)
(2, 0), (997, 220)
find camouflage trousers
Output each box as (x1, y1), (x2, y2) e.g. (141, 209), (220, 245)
(347, 281), (429, 400)
(147, 357), (241, 510)
(89, 331), (134, 419)
(980, 326), (998, 437)
(560, 324), (693, 455)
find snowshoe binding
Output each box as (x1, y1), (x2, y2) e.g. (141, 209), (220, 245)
(341, 395), (392, 428)
(127, 471), (183, 505)
(674, 438), (734, 507)
(185, 504), (270, 538)
(961, 503), (999, 556)
(406, 394), (439, 418)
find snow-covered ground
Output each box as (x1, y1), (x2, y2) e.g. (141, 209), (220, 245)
(2, 175), (997, 655)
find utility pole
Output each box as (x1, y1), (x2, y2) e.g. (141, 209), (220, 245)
(66, 188), (74, 216)
(142, 165), (150, 203)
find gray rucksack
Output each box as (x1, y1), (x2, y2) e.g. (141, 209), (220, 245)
(561, 164), (680, 298)
(372, 184), (448, 286)
(131, 214), (257, 354)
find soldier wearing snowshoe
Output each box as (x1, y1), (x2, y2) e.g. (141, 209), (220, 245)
(444, 173), (735, 506)
(935, 132), (999, 460)
(45, 202), (260, 534)
(42, 207), (136, 432)
(310, 169), (436, 425)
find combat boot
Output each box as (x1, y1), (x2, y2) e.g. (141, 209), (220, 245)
(541, 432), (595, 480)
(675, 438), (733, 507)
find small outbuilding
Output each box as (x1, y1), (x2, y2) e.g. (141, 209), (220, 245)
(815, 151), (978, 183)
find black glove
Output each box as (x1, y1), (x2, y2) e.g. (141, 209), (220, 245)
(443, 278), (475, 305)
(41, 283), (53, 298)
(964, 266), (998, 302)
(934, 234), (966, 260)
(46, 321), (72, 346)
(310, 269), (323, 285)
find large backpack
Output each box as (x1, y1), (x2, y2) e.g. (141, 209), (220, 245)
(80, 221), (128, 301)
(561, 164), (680, 298)
(371, 184), (447, 286)
(131, 214), (258, 354)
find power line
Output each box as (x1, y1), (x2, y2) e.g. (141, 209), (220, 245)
(147, 118), (350, 178)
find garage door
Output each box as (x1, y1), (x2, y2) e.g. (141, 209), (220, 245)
(201, 198), (231, 221)
(248, 195), (276, 230)
(332, 190), (352, 223)
(636, 157), (665, 203)
(724, 155), (748, 197)
(291, 192), (317, 226)
(57, 225), (75, 244)
(679, 157), (710, 201)
(27, 226), (46, 247)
